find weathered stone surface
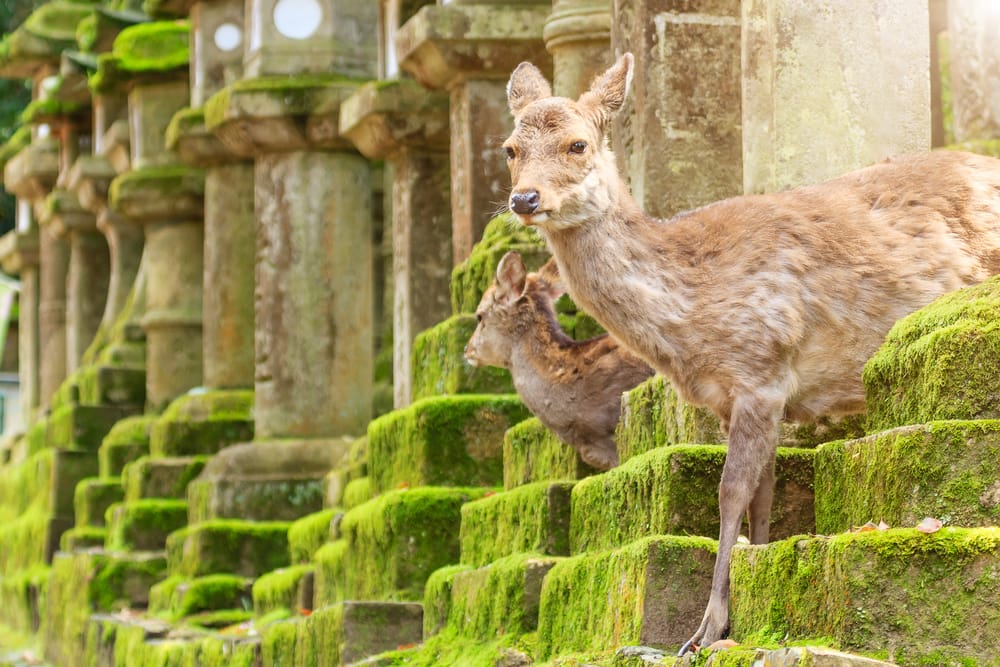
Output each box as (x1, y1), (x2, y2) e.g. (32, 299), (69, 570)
(97, 414), (156, 478)
(105, 498), (188, 551)
(189, 0), (245, 107)
(544, 0), (611, 98)
(864, 277), (1000, 432)
(503, 417), (598, 490)
(50, 448), (100, 518)
(74, 476), (124, 528)
(410, 315), (514, 401)
(151, 573), (253, 621)
(947, 0), (1000, 144)
(166, 519), (291, 578)
(148, 389), (254, 457)
(537, 535), (716, 658)
(121, 455), (208, 502)
(367, 394), (529, 492)
(742, 0), (930, 194)
(730, 528), (1000, 663)
(37, 225), (70, 410)
(460, 481), (573, 567)
(339, 79), (450, 160)
(252, 564), (313, 617)
(570, 445), (815, 554)
(0, 227), (40, 423)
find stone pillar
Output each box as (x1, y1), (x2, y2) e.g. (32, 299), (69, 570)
(340, 79), (451, 408)
(0, 218), (40, 424)
(612, 0), (742, 217)
(544, 0), (611, 98)
(947, 0), (1000, 144)
(742, 0), (931, 194)
(396, 0), (551, 265)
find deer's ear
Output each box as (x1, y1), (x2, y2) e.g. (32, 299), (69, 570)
(507, 62), (552, 116)
(495, 251), (527, 305)
(578, 52), (634, 126)
(535, 257), (566, 300)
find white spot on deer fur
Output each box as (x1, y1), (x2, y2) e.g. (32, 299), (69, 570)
(531, 212), (550, 224)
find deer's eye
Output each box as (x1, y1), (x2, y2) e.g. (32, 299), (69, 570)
(569, 141), (587, 155)
(504, 146), (515, 160)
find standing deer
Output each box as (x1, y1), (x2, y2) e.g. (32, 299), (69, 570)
(502, 53), (1000, 653)
(465, 252), (654, 470)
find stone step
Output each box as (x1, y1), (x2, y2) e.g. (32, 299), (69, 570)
(105, 499), (189, 551)
(459, 480), (573, 567)
(730, 527), (1000, 664)
(121, 455), (208, 501)
(536, 535), (716, 660)
(147, 573), (253, 620)
(815, 419), (1000, 534)
(166, 519), (291, 578)
(184, 439), (350, 523)
(323, 435), (367, 508)
(77, 364), (146, 408)
(619, 644), (894, 666)
(367, 394), (530, 493)
(503, 417), (598, 490)
(260, 601), (423, 667)
(97, 415), (156, 478)
(148, 389), (255, 457)
(864, 276), (1000, 432)
(411, 315), (515, 401)
(342, 476), (373, 509)
(313, 486), (489, 606)
(45, 403), (140, 452)
(570, 445), (815, 554)
(423, 553), (560, 641)
(252, 564), (313, 617)
(60, 526), (106, 551)
(74, 476), (124, 528)
(288, 508), (341, 564)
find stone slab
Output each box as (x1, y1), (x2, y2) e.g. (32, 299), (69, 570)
(166, 519), (291, 578)
(503, 417), (598, 491)
(121, 455), (208, 502)
(74, 476), (124, 528)
(105, 499), (188, 551)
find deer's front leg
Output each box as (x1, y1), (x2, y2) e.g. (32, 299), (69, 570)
(679, 390), (782, 655)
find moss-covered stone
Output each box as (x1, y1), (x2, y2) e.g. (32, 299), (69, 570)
(253, 565), (313, 618)
(288, 509), (339, 564)
(59, 525), (107, 551)
(51, 449), (100, 518)
(74, 476), (124, 527)
(367, 394), (529, 493)
(450, 213), (547, 315)
(317, 487), (489, 605)
(148, 389), (254, 457)
(0, 563), (48, 636)
(504, 417), (598, 490)
(77, 363), (146, 407)
(815, 420), (1000, 534)
(729, 527), (1000, 663)
(410, 315), (515, 401)
(45, 403), (138, 452)
(108, 164), (205, 221)
(284, 601), (423, 667)
(460, 482), (573, 567)
(324, 436), (367, 508)
(162, 574), (253, 621)
(90, 19), (189, 92)
(342, 476), (372, 510)
(863, 276), (1000, 432)
(166, 519), (291, 578)
(98, 414), (156, 477)
(422, 563), (471, 639)
(105, 498), (188, 551)
(570, 445), (816, 554)
(0, 1), (94, 78)
(537, 536), (717, 658)
(121, 455), (208, 501)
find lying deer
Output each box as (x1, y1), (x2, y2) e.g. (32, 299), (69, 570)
(503, 53), (1000, 653)
(465, 252), (655, 470)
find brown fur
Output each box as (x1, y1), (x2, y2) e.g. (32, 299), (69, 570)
(503, 53), (1000, 652)
(465, 253), (655, 470)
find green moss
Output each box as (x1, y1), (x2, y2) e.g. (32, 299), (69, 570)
(0, 563), (49, 637)
(76, 12), (97, 52)
(570, 445), (815, 554)
(262, 617), (303, 667)
(288, 509), (339, 563)
(252, 565), (312, 617)
(98, 414), (157, 477)
(367, 394), (529, 493)
(122, 455), (209, 501)
(342, 477), (372, 509)
(863, 276), (1000, 432)
(45, 403), (138, 452)
(91, 551), (167, 610)
(0, 508), (50, 573)
(165, 574), (252, 620)
(815, 419), (1000, 534)
(0, 126), (31, 174)
(109, 164), (205, 211)
(460, 482), (574, 567)
(410, 315), (515, 401)
(537, 535), (717, 658)
(59, 525), (106, 551)
(148, 389), (255, 457)
(503, 417), (597, 490)
(20, 97), (84, 123)
(90, 20), (188, 91)
(450, 213), (547, 315)
(105, 498), (188, 550)
(74, 476), (124, 527)
(370, 632), (536, 667)
(422, 564), (471, 638)
(166, 519), (291, 578)
(729, 527), (1000, 663)
(329, 486), (489, 603)
(312, 539), (348, 610)
(164, 105), (205, 150)
(183, 608), (253, 630)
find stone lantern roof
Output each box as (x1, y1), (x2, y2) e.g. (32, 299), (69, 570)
(76, 7), (149, 55)
(90, 19), (190, 92)
(0, 0), (98, 79)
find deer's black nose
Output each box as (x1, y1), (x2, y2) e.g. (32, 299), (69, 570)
(510, 190), (540, 214)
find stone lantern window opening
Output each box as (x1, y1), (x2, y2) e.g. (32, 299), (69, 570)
(273, 0), (323, 40)
(36, 124), (51, 140)
(214, 22), (243, 51)
(16, 200), (32, 233)
(380, 0), (400, 79)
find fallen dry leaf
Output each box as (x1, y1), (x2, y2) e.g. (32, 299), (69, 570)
(706, 639), (739, 651)
(397, 643), (419, 650)
(916, 517), (942, 534)
(856, 521), (879, 533)
(878, 520), (890, 531)
(299, 608), (313, 616)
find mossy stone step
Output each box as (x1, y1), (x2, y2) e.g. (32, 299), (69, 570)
(459, 481), (573, 567)
(0, 510), (71, 571)
(252, 564), (314, 618)
(503, 417), (598, 490)
(148, 573), (253, 621)
(537, 535), (716, 659)
(730, 527), (1000, 664)
(864, 275), (1000, 432)
(323, 435), (367, 508)
(105, 499), (188, 551)
(815, 420), (1000, 534)
(411, 315), (515, 401)
(570, 445), (815, 554)
(74, 476), (124, 527)
(148, 390), (255, 457)
(77, 364), (146, 407)
(45, 403), (139, 452)
(367, 394), (530, 493)
(51, 448), (100, 518)
(121, 455), (208, 501)
(166, 519), (291, 578)
(424, 553), (560, 641)
(288, 508), (340, 564)
(313, 487), (489, 605)
(0, 564), (47, 638)
(60, 526), (106, 551)
(97, 414), (157, 478)
(260, 601), (423, 667)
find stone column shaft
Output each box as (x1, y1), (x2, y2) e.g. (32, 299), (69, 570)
(19, 263), (41, 419)
(38, 224), (69, 404)
(65, 225), (110, 369)
(947, 0), (1000, 143)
